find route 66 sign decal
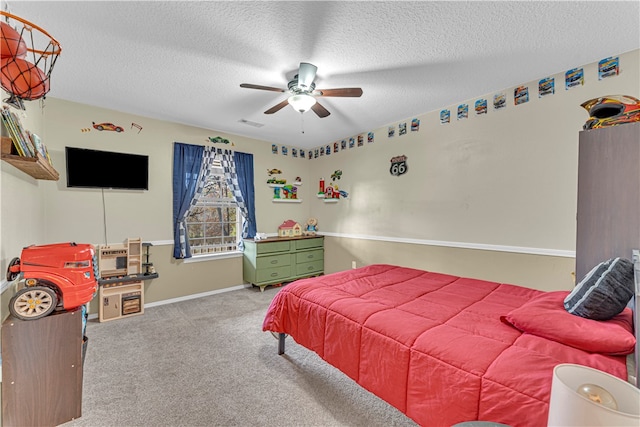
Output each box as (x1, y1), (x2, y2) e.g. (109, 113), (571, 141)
(390, 155), (408, 177)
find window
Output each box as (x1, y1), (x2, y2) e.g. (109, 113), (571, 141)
(185, 161), (240, 255)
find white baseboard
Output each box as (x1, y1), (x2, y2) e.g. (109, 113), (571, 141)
(87, 283), (251, 320)
(0, 280), (9, 294)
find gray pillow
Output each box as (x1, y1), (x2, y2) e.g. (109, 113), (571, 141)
(564, 257), (634, 320)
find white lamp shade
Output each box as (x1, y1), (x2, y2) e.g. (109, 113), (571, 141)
(288, 94), (316, 113)
(548, 364), (640, 426)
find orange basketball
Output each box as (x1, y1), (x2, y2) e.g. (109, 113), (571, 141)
(0, 22), (27, 59)
(0, 57), (50, 100)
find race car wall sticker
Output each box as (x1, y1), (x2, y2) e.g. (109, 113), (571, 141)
(475, 99), (488, 115)
(493, 92), (506, 110)
(457, 104), (468, 120)
(514, 86), (529, 105)
(92, 121), (124, 132)
(539, 77), (555, 97)
(598, 56), (619, 80)
(565, 67), (584, 90)
(440, 109), (451, 124)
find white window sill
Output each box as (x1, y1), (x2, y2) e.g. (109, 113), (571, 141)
(183, 250), (243, 263)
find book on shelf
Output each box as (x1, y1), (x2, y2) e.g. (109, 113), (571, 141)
(32, 133), (52, 166)
(43, 144), (52, 165)
(1, 107), (26, 156)
(29, 132), (48, 161)
(1, 107), (35, 157)
(11, 110), (35, 157)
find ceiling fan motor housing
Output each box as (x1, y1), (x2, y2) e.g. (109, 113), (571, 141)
(288, 76), (315, 94)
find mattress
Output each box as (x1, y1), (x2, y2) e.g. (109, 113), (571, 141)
(263, 264), (632, 426)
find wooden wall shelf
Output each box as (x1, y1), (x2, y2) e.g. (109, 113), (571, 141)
(1, 136), (59, 181)
(272, 199), (302, 203)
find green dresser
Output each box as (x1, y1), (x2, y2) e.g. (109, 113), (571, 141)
(242, 236), (324, 291)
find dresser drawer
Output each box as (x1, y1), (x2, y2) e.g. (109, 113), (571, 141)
(256, 240), (291, 254)
(293, 238), (323, 251)
(256, 253), (291, 269)
(256, 265), (292, 283)
(295, 249), (323, 264)
(295, 259), (324, 276)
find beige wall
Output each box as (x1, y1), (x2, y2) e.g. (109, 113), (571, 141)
(1, 100), (47, 320)
(84, 245), (243, 314)
(324, 237), (576, 292)
(38, 97), (314, 244)
(312, 49), (639, 252)
(2, 49), (639, 321)
(309, 48), (638, 290)
(1, 96), (311, 319)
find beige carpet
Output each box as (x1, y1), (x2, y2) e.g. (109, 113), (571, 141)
(62, 285), (417, 427)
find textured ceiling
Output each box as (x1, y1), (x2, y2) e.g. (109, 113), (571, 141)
(5, 1), (640, 149)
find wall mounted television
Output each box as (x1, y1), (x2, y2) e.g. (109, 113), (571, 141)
(65, 146), (149, 190)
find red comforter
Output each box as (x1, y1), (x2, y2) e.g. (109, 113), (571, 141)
(262, 264), (631, 427)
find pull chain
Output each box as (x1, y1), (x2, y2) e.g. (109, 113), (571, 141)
(300, 112), (305, 134)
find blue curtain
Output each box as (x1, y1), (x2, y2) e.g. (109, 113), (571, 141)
(172, 142), (203, 258)
(233, 151), (256, 239)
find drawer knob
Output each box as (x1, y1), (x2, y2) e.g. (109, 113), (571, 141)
(271, 272), (278, 277)
(307, 254), (314, 259)
(270, 260), (278, 264)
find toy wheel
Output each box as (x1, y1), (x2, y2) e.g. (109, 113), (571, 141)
(9, 286), (58, 320)
(6, 257), (20, 281)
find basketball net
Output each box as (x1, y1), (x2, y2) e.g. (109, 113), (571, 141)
(0, 11), (61, 110)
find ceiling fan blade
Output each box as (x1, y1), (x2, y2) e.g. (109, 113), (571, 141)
(297, 62), (318, 91)
(264, 99), (290, 114)
(240, 83), (285, 93)
(311, 101), (330, 118)
(315, 88), (363, 97)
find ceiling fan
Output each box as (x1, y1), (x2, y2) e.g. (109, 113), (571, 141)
(240, 62), (363, 118)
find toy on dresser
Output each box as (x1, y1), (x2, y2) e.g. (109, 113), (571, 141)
(304, 218), (318, 236)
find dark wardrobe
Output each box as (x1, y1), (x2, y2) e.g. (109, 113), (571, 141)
(575, 122), (640, 279)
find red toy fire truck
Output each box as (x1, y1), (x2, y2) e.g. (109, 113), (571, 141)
(6, 242), (99, 321)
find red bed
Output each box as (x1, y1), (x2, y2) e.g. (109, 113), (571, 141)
(262, 264), (635, 427)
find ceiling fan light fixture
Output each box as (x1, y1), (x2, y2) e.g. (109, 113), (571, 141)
(288, 93), (316, 113)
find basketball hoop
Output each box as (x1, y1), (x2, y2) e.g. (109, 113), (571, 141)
(0, 11), (61, 109)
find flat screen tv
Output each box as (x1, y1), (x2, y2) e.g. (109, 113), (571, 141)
(65, 146), (149, 190)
